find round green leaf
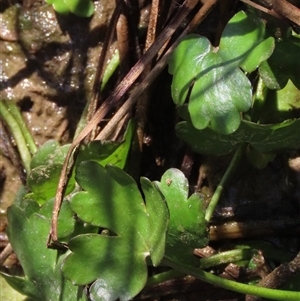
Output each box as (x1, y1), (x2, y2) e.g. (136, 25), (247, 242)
(168, 11), (276, 134)
(63, 234), (148, 300)
(168, 35), (211, 106)
(30, 140), (59, 169)
(30, 140), (70, 170)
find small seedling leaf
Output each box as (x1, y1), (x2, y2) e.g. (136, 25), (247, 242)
(30, 140), (64, 169)
(156, 169), (208, 265)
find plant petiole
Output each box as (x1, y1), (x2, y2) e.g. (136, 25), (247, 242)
(199, 248), (254, 269)
(4, 101), (37, 155)
(0, 101), (32, 173)
(251, 77), (269, 123)
(145, 269), (185, 288)
(163, 256), (300, 301)
(205, 143), (245, 222)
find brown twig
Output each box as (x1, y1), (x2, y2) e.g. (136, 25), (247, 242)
(0, 121), (26, 185)
(246, 251), (300, 301)
(0, 243), (13, 266)
(240, 0), (300, 26)
(136, 0), (161, 149)
(116, 0), (131, 77)
(97, 0), (218, 141)
(239, 0), (283, 19)
(270, 0), (300, 26)
(85, 4), (121, 138)
(49, 0), (200, 244)
(145, 0), (160, 51)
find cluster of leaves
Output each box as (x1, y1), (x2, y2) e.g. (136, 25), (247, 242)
(169, 11), (300, 163)
(2, 123), (208, 300)
(2, 9), (300, 301)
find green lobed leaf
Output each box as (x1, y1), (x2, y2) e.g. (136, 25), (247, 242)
(189, 47), (252, 134)
(219, 11), (275, 72)
(169, 34), (252, 134)
(168, 11), (275, 134)
(6, 204), (85, 301)
(259, 34), (300, 90)
(176, 118), (300, 155)
(156, 169), (208, 265)
(70, 163), (148, 235)
(63, 161), (168, 300)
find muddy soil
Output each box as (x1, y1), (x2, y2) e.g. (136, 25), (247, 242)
(0, 1), (115, 211)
